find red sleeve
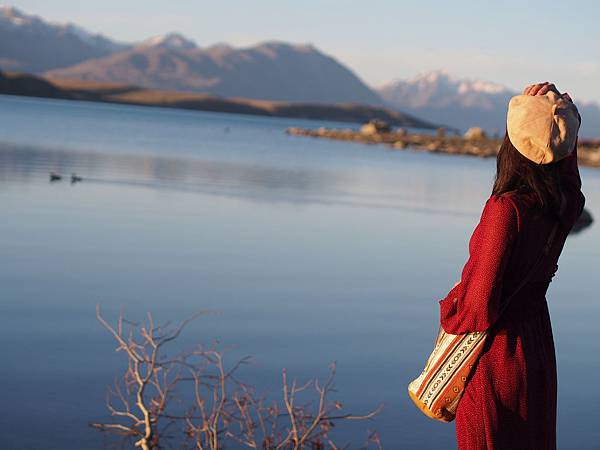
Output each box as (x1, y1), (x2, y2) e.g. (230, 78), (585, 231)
(439, 195), (519, 334)
(558, 142), (585, 223)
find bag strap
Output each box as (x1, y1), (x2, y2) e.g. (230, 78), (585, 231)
(498, 195), (564, 315)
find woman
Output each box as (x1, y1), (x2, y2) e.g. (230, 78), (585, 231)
(439, 82), (585, 450)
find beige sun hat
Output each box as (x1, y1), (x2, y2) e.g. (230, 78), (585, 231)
(506, 91), (580, 164)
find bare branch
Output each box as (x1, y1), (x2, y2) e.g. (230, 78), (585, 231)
(92, 308), (383, 450)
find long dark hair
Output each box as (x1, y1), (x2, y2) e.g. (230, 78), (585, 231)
(492, 133), (563, 218)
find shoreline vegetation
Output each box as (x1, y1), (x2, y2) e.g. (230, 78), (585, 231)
(0, 70), (438, 130)
(94, 307), (383, 450)
(286, 121), (600, 169)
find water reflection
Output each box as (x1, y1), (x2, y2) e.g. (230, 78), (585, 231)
(0, 141), (485, 217)
(1, 141), (592, 231)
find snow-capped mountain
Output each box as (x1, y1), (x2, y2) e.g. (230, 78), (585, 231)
(380, 70), (511, 107)
(141, 33), (198, 51)
(377, 71), (513, 132)
(0, 5), (128, 73)
(376, 70), (600, 137)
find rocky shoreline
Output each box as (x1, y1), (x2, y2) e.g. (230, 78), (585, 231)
(286, 121), (600, 168)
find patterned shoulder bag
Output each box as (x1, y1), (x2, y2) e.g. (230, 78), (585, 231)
(407, 216), (561, 422)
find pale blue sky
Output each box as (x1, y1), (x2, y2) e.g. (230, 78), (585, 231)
(9, 0), (600, 102)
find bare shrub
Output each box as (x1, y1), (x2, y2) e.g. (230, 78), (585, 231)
(92, 306), (383, 450)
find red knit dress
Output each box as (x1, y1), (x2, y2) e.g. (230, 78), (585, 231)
(439, 146), (585, 450)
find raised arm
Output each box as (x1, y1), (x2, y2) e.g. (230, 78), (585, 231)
(439, 195), (519, 334)
(558, 140), (585, 229)
(558, 93), (582, 187)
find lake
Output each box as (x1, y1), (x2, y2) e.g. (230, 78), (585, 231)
(0, 95), (598, 450)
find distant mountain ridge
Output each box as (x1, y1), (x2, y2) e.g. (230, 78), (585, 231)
(377, 70), (600, 138)
(379, 71), (511, 108)
(377, 71), (515, 134)
(0, 6), (128, 72)
(45, 40), (383, 105)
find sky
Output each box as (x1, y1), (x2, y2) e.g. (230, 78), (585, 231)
(9, 0), (600, 102)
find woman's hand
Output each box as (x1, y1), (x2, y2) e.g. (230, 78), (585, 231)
(523, 82), (561, 96)
(523, 82), (574, 104)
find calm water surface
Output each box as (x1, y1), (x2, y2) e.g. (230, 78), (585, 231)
(1, 95), (598, 449)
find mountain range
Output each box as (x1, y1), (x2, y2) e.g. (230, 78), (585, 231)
(0, 6), (381, 105)
(45, 37), (382, 105)
(1, 5), (599, 136)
